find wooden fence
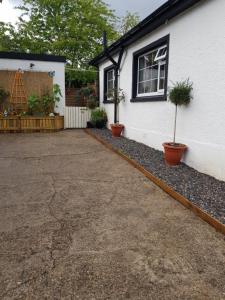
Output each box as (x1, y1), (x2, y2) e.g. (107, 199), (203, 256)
(64, 107), (91, 129)
(0, 116), (64, 132)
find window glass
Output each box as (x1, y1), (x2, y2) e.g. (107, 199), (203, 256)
(137, 44), (167, 96)
(107, 69), (115, 100)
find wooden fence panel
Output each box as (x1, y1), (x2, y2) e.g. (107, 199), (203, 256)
(64, 107), (91, 129)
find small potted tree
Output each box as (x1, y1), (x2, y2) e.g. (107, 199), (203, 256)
(163, 79), (193, 165)
(108, 88), (125, 137)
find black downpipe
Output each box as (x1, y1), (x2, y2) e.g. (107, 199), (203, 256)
(114, 67), (119, 123)
(103, 31), (124, 124)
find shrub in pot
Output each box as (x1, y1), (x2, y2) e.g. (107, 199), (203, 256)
(107, 88), (125, 137)
(163, 79), (193, 166)
(91, 108), (107, 129)
(42, 84), (62, 115)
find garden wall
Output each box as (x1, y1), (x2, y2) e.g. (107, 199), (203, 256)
(99, 0), (225, 181)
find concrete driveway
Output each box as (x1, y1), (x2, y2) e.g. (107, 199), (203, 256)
(0, 130), (224, 300)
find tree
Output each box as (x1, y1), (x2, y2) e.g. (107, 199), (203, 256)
(119, 11), (140, 36)
(0, 22), (17, 51)
(4, 0), (118, 69)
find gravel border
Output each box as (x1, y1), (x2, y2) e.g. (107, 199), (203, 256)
(90, 128), (225, 225)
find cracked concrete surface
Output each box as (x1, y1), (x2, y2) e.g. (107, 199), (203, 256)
(0, 130), (225, 300)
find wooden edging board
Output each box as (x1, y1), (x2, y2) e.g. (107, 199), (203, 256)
(84, 129), (225, 236)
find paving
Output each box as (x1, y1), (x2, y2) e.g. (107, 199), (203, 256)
(90, 129), (225, 225)
(0, 130), (224, 300)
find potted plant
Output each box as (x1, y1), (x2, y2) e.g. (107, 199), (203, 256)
(90, 108), (107, 129)
(163, 79), (193, 165)
(108, 88), (125, 137)
(41, 84), (62, 116)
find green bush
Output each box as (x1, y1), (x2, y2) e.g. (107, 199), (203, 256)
(169, 79), (193, 144)
(169, 79), (193, 106)
(43, 84), (62, 114)
(91, 108), (107, 128)
(28, 94), (40, 115)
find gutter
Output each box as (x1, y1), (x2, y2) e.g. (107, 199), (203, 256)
(89, 0), (203, 66)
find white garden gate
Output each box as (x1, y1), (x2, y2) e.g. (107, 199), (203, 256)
(64, 107), (91, 129)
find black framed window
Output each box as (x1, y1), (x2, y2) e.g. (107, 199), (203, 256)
(103, 65), (115, 103)
(131, 35), (169, 102)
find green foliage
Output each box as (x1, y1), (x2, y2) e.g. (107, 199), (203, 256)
(42, 84), (62, 114)
(119, 11), (140, 36)
(91, 108), (107, 127)
(169, 79), (193, 106)
(0, 22), (18, 51)
(87, 98), (97, 110)
(169, 79), (193, 144)
(1, 0), (118, 69)
(80, 87), (94, 98)
(28, 94), (40, 115)
(80, 86), (97, 109)
(107, 88), (125, 104)
(66, 69), (97, 87)
(28, 84), (62, 115)
(53, 84), (62, 103)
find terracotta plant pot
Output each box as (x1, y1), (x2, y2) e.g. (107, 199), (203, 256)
(110, 124), (124, 137)
(163, 142), (187, 166)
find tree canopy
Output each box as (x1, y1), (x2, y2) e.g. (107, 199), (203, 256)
(13, 0), (118, 67)
(119, 11), (140, 36)
(0, 1), (140, 85)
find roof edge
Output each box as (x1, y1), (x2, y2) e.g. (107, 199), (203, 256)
(89, 0), (202, 66)
(0, 51), (66, 63)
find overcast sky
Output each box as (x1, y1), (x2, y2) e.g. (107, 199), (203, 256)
(0, 0), (167, 23)
(105, 0), (167, 18)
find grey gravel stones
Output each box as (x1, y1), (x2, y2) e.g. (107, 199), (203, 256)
(90, 129), (225, 225)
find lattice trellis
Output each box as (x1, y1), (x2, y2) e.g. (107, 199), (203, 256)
(10, 69), (27, 111)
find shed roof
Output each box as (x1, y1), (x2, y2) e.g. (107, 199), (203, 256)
(0, 51), (66, 63)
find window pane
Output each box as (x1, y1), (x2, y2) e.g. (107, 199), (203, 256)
(136, 43), (167, 96)
(146, 51), (157, 67)
(145, 81), (151, 93)
(108, 80), (113, 90)
(139, 57), (145, 69)
(159, 78), (165, 90)
(107, 70), (113, 80)
(138, 82), (145, 94)
(152, 65), (159, 79)
(139, 69), (144, 82)
(158, 47), (167, 57)
(160, 64), (165, 78)
(151, 79), (158, 93)
(145, 68), (151, 81)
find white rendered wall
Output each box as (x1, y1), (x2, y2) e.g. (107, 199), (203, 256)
(99, 0), (225, 181)
(0, 59), (65, 116)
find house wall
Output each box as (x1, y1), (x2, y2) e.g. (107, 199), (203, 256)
(0, 59), (65, 116)
(99, 0), (225, 181)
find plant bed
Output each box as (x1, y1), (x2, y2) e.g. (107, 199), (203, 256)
(87, 128), (225, 227)
(0, 116), (64, 132)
